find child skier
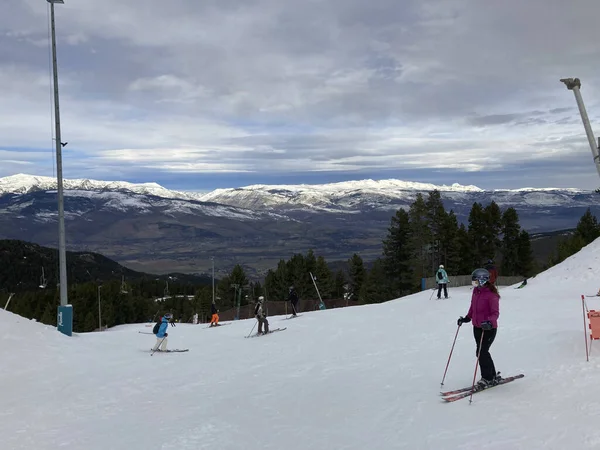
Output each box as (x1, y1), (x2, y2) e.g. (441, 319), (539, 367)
(254, 296), (269, 335)
(153, 313), (172, 352)
(456, 268), (501, 388)
(436, 265), (449, 299)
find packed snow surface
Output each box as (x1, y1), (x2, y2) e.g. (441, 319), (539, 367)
(4, 239), (600, 449)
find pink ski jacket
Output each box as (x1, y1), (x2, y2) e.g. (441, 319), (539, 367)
(466, 286), (500, 328)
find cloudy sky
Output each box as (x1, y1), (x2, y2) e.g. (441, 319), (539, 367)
(2, 0), (600, 191)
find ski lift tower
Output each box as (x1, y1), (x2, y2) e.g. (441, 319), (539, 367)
(559, 78), (600, 179)
(48, 0), (72, 337)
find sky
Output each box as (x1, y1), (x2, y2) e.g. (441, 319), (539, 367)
(2, 0), (600, 192)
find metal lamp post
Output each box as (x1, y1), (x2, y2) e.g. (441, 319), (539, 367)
(211, 256), (215, 304)
(559, 78), (600, 179)
(98, 285), (102, 331)
(48, 0), (72, 336)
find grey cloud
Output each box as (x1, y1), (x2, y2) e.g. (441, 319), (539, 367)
(469, 114), (522, 126)
(2, 0), (600, 187)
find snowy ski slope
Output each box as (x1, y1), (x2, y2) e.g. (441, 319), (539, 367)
(4, 240), (600, 449)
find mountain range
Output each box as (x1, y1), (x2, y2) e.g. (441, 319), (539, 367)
(0, 173), (597, 275)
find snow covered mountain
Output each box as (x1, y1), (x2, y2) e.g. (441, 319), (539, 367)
(0, 173), (196, 200)
(4, 238), (600, 449)
(0, 173), (598, 274)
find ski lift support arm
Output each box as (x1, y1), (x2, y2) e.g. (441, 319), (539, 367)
(559, 77), (600, 179)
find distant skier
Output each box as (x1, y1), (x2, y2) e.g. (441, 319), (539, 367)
(209, 302), (220, 327)
(436, 265), (449, 299)
(456, 268), (501, 388)
(254, 296), (269, 335)
(288, 285), (299, 316)
(484, 259), (498, 286)
(153, 313), (172, 352)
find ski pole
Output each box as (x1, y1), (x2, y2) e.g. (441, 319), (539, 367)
(246, 321), (257, 338)
(429, 288), (436, 301)
(151, 336), (167, 356)
(440, 324), (461, 386)
(469, 330), (486, 404)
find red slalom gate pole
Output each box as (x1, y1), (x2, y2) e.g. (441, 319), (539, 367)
(469, 330), (486, 404)
(582, 295), (589, 362)
(441, 324), (461, 386)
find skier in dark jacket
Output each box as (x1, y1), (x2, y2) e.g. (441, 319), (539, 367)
(288, 286), (299, 316)
(209, 302), (219, 327)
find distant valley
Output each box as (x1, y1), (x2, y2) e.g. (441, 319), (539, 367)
(0, 174), (595, 276)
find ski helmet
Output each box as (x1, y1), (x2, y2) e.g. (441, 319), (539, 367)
(163, 313), (173, 320)
(471, 268), (490, 286)
(258, 296), (264, 303)
(439, 265), (444, 269)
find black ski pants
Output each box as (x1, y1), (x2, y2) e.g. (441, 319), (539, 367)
(437, 283), (448, 299)
(257, 316), (269, 334)
(473, 326), (497, 381)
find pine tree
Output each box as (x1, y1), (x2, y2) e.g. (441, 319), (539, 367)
(305, 249), (317, 276)
(287, 254), (310, 298)
(348, 254), (366, 302)
(468, 202), (487, 266)
(516, 230), (535, 277)
(313, 256), (334, 298)
(440, 210), (461, 274)
(425, 190), (447, 272)
(408, 194), (431, 281)
(456, 224), (473, 274)
(483, 201), (502, 260)
(334, 269), (347, 299)
(575, 208), (600, 244)
(382, 208), (413, 296)
(359, 259), (391, 304)
(501, 207), (521, 276)
(84, 310), (97, 331)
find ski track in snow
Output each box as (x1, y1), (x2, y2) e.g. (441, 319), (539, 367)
(5, 241), (600, 448)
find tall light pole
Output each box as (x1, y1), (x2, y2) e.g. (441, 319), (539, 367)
(560, 78), (600, 180)
(211, 256), (215, 304)
(48, 0), (71, 335)
(98, 285), (102, 331)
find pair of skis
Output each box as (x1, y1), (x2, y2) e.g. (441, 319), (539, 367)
(245, 327), (287, 338)
(441, 374), (524, 402)
(283, 314), (302, 320)
(206, 323), (231, 329)
(150, 349), (189, 353)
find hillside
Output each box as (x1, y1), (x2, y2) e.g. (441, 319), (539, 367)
(0, 239), (212, 292)
(3, 238), (600, 449)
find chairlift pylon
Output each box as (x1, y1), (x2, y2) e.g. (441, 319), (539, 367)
(39, 267), (47, 289)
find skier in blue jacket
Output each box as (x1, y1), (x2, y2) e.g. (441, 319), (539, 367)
(436, 265), (449, 299)
(153, 313), (172, 352)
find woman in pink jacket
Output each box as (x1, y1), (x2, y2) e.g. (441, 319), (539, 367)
(457, 268), (501, 388)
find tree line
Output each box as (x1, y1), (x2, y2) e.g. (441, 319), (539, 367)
(14, 190), (595, 331)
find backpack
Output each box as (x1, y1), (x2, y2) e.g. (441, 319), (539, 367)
(437, 271), (443, 280)
(152, 319), (161, 335)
